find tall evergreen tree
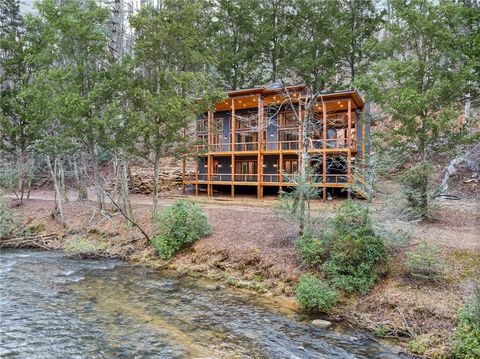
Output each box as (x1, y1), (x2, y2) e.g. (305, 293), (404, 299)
(0, 0), (43, 202)
(130, 0), (222, 214)
(257, 0), (293, 84)
(214, 0), (261, 90)
(339, 0), (384, 83)
(274, 0), (347, 234)
(360, 0), (477, 218)
(33, 0), (114, 210)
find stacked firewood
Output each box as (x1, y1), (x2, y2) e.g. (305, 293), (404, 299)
(128, 162), (194, 194)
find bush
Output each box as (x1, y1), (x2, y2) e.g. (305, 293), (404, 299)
(0, 196), (25, 239)
(322, 201), (388, 294)
(406, 241), (443, 281)
(152, 200), (211, 259)
(402, 161), (433, 220)
(296, 274), (337, 312)
(452, 285), (480, 358)
(295, 231), (325, 267)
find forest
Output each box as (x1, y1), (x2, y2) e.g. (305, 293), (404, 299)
(1, 0), (479, 358)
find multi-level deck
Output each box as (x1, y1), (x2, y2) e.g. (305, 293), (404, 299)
(182, 85), (370, 200)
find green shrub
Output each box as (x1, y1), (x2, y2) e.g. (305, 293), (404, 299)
(296, 274), (337, 312)
(0, 196), (25, 239)
(402, 161), (433, 220)
(152, 200), (211, 259)
(406, 241), (443, 281)
(322, 201), (388, 294)
(452, 285), (480, 358)
(295, 231), (325, 267)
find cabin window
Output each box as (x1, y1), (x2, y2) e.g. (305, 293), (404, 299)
(278, 129), (299, 142)
(212, 133), (223, 145)
(235, 160), (258, 174)
(236, 112), (258, 129)
(282, 159), (298, 174)
(197, 133), (208, 144)
(278, 111), (297, 127)
(235, 132), (258, 144)
(212, 117), (223, 132)
(213, 160), (225, 173)
(197, 118), (208, 133)
(278, 129), (299, 150)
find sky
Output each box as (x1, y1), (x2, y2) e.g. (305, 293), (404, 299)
(20, 0), (36, 15)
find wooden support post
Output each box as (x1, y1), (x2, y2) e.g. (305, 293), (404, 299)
(257, 151), (262, 199)
(322, 100), (327, 202)
(207, 155), (211, 197)
(207, 110), (212, 197)
(362, 93), (366, 181)
(231, 98), (235, 152)
(231, 98), (236, 197)
(182, 156), (186, 194)
(347, 99), (352, 199)
(279, 152), (283, 192)
(195, 158), (199, 196)
(231, 153), (235, 198)
(297, 101), (302, 171)
(208, 110), (212, 151)
(258, 94), (263, 151)
(259, 95), (264, 200)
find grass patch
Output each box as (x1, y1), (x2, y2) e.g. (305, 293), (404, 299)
(406, 241), (444, 282)
(64, 237), (110, 258)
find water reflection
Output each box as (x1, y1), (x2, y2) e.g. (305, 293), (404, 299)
(1, 250), (402, 358)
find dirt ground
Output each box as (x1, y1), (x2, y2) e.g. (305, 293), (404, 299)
(6, 185), (480, 358)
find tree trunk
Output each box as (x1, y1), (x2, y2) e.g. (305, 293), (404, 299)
(18, 148), (26, 204)
(120, 156), (134, 222)
(46, 155), (65, 224)
(90, 144), (105, 211)
(298, 101), (313, 236)
(76, 153), (89, 201)
(152, 151), (160, 216)
(59, 160), (68, 203)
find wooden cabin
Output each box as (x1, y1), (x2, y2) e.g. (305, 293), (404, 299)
(182, 85), (370, 200)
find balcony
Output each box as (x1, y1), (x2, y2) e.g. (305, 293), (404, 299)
(194, 139), (356, 154)
(184, 173), (350, 185)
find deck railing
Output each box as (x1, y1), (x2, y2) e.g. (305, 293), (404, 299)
(195, 139), (357, 153)
(308, 138), (358, 149)
(185, 173), (350, 184)
(264, 141), (299, 151)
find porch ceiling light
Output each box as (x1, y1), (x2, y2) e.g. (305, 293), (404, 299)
(262, 164), (266, 168)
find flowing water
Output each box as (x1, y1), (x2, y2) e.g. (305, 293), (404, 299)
(1, 249), (403, 359)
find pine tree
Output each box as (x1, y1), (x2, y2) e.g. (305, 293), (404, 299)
(0, 0), (41, 203)
(130, 0), (223, 214)
(214, 0), (261, 90)
(360, 0), (477, 219)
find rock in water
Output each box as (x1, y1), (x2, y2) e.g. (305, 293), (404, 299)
(311, 319), (332, 328)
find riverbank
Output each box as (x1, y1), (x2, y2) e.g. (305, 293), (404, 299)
(5, 189), (480, 358)
(2, 248), (407, 358)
